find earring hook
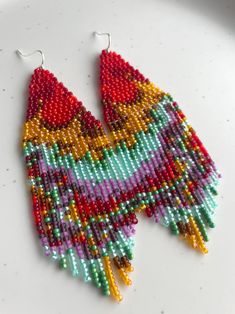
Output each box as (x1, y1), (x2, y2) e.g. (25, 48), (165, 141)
(94, 32), (111, 52)
(16, 49), (45, 68)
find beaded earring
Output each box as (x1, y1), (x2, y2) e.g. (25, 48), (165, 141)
(17, 49), (137, 302)
(17, 33), (220, 302)
(95, 32), (220, 253)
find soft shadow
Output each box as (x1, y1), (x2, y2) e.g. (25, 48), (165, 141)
(159, 0), (235, 32)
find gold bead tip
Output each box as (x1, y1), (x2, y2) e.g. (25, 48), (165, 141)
(126, 265), (134, 272)
(184, 217), (209, 254)
(112, 292), (123, 302)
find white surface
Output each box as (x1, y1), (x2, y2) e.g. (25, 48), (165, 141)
(0, 0), (234, 313)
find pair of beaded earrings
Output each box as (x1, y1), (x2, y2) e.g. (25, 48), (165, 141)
(18, 32), (220, 302)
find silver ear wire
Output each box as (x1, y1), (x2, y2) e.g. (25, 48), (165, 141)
(94, 32), (111, 52)
(16, 49), (45, 68)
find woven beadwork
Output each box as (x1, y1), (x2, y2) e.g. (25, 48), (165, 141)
(99, 50), (219, 251)
(22, 51), (219, 301)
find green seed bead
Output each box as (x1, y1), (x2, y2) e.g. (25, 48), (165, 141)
(53, 228), (60, 234)
(103, 289), (110, 296)
(195, 216), (209, 242)
(210, 187), (218, 196)
(44, 217), (51, 223)
(125, 247), (133, 260)
(59, 257), (67, 269)
(201, 207), (215, 228)
(170, 221), (180, 235)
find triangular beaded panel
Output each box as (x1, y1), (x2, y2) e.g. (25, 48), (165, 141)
(99, 50), (220, 253)
(23, 68), (138, 301)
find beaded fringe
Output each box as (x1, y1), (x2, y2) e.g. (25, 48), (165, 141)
(22, 50), (220, 301)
